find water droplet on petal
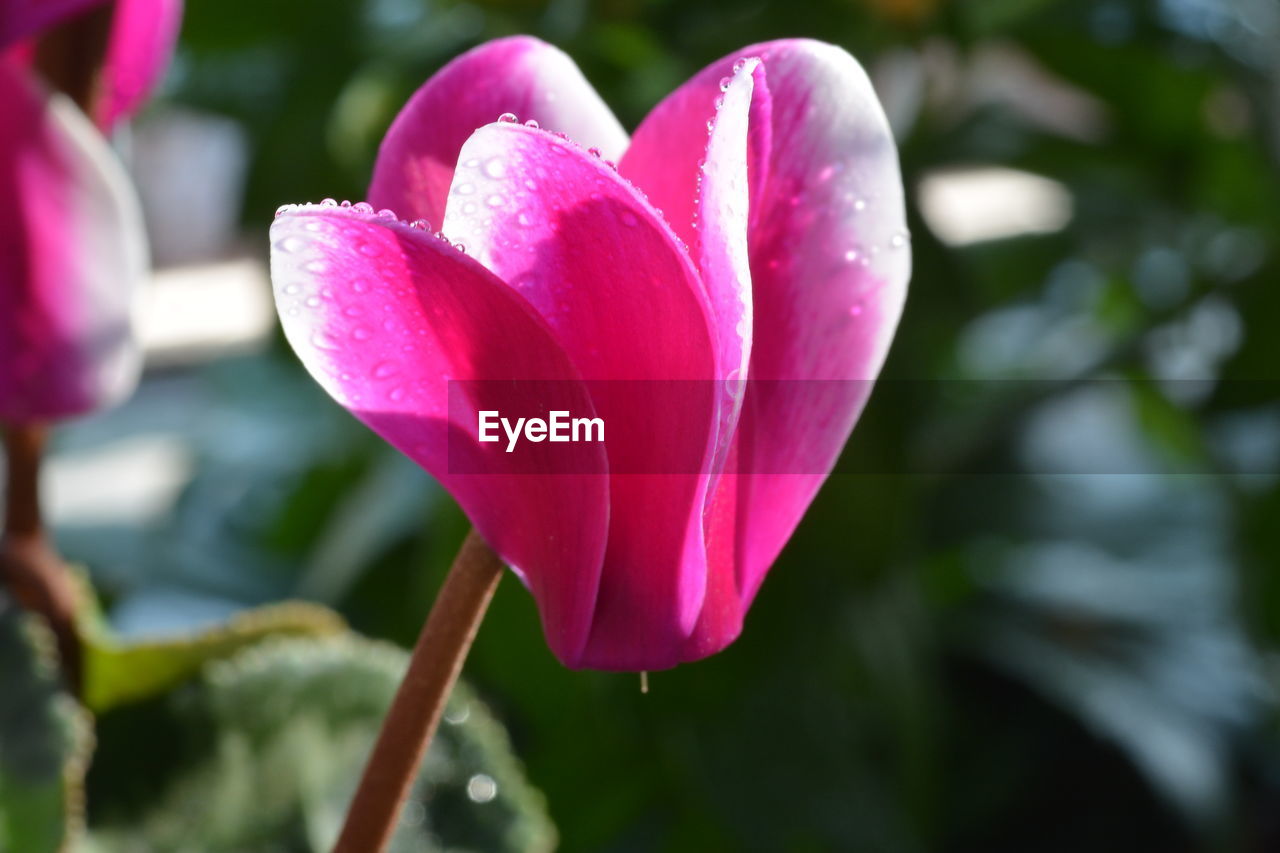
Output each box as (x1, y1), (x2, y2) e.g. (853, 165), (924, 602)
(353, 280), (369, 293)
(483, 157), (506, 178)
(853, 198), (867, 212)
(304, 260), (328, 273)
(890, 231), (909, 249)
(389, 387), (406, 402)
(358, 241), (380, 257)
(373, 361), (398, 379)
(485, 194), (504, 208)
(850, 302), (864, 317)
(718, 76), (732, 91)
(353, 326), (371, 340)
(275, 236), (306, 254)
(524, 118), (540, 129)
(377, 208), (397, 220)
(320, 198), (338, 207)
(410, 219), (430, 230)
(455, 182), (475, 195)
(353, 202), (374, 214)
(497, 112), (517, 123)
(305, 295), (321, 307)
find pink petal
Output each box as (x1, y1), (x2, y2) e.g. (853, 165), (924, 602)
(369, 36), (627, 229)
(0, 61), (146, 424)
(442, 124), (720, 670)
(630, 40), (910, 619)
(95, 0), (183, 130)
(270, 203), (610, 664)
(0, 0), (102, 49)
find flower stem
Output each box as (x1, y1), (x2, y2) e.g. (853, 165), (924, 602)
(334, 528), (503, 853)
(1, 424), (82, 695)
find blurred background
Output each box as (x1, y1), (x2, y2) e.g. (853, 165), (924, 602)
(30, 0), (1280, 849)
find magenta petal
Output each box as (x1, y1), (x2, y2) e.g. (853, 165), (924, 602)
(628, 39), (910, 620)
(0, 62), (146, 423)
(368, 36), (627, 229)
(95, 0), (182, 130)
(443, 124), (720, 669)
(270, 204), (610, 664)
(0, 0), (102, 49)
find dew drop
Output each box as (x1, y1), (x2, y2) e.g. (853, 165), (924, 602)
(455, 182), (476, 195)
(485, 194), (505, 208)
(304, 260), (328, 273)
(844, 249), (859, 263)
(310, 331), (339, 350)
(353, 327), (371, 340)
(353, 202), (374, 214)
(853, 198), (867, 212)
(275, 236), (305, 254)
(377, 208), (397, 220)
(849, 302), (864, 317)
(357, 241), (380, 257)
(274, 204), (295, 218)
(890, 231), (909, 249)
(388, 387), (406, 402)
(463, 157), (480, 169)
(462, 201), (478, 215)
(320, 198), (338, 207)
(373, 361), (398, 379)
(305, 296), (321, 308)
(352, 280), (369, 293)
(523, 178), (537, 191)
(620, 211), (639, 227)
(283, 283), (301, 295)
(340, 199), (353, 208)
(483, 157), (506, 178)
(718, 75), (732, 91)
(497, 112), (518, 123)
(410, 219), (430, 230)
(524, 118), (540, 129)
(517, 211), (533, 226)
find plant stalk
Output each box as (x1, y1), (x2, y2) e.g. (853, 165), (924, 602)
(1, 424), (82, 694)
(333, 528), (503, 853)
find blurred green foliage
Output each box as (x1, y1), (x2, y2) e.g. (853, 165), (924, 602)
(43, 0), (1280, 850)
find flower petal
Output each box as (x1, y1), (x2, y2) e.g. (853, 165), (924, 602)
(95, 0), (182, 130)
(442, 123), (720, 669)
(0, 0), (101, 49)
(629, 39), (910, 614)
(269, 203), (609, 664)
(368, 35), (627, 229)
(0, 61), (145, 423)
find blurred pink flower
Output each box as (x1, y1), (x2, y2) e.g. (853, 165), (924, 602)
(0, 0), (180, 423)
(270, 37), (910, 670)
(0, 0), (184, 131)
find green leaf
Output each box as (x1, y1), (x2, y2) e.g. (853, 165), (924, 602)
(86, 634), (556, 852)
(78, 582), (347, 713)
(0, 595), (93, 853)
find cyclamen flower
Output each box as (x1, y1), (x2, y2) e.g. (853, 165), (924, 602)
(0, 0), (181, 423)
(271, 37), (910, 670)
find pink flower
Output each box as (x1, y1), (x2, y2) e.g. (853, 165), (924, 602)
(0, 0), (180, 423)
(1, 0), (184, 131)
(271, 37), (910, 670)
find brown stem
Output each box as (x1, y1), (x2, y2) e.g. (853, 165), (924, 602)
(1, 425), (82, 695)
(334, 529), (503, 853)
(33, 2), (115, 113)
